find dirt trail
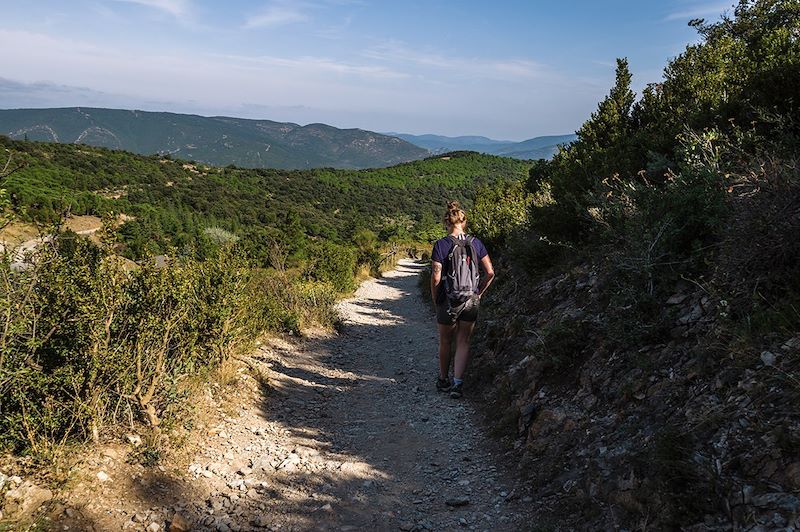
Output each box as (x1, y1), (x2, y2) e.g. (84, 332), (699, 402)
(57, 259), (533, 531)
(0, 216), (104, 262)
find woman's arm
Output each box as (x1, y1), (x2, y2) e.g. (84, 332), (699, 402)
(478, 255), (495, 298)
(431, 260), (443, 306)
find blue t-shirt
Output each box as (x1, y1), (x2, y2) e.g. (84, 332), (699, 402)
(431, 235), (488, 303)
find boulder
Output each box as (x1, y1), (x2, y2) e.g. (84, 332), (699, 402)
(168, 513), (192, 531)
(3, 480), (53, 521)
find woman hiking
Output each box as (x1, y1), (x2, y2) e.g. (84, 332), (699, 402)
(430, 201), (495, 398)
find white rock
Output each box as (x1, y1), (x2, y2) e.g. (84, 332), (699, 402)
(101, 448), (120, 460)
(97, 471), (111, 482)
(666, 293), (688, 305)
(760, 351), (777, 367)
(3, 481), (53, 520)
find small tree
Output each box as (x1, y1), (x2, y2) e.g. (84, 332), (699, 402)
(573, 57), (637, 178)
(539, 58), (638, 242)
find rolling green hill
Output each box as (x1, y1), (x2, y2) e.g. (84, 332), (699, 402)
(0, 107), (429, 170)
(0, 136), (530, 263)
(389, 132), (577, 159)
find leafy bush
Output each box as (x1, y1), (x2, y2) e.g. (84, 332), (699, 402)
(304, 240), (357, 293)
(0, 233), (337, 453)
(715, 154), (800, 333)
(471, 180), (532, 247)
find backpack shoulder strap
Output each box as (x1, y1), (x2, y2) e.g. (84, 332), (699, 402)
(465, 235), (480, 270)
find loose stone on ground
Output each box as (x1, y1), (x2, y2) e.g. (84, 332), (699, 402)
(19, 259), (531, 531)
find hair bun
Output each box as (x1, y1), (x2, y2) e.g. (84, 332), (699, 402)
(443, 199), (467, 227)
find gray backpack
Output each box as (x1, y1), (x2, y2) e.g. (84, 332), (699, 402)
(444, 235), (480, 310)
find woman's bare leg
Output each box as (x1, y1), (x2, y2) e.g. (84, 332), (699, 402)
(453, 320), (475, 380)
(438, 323), (457, 379)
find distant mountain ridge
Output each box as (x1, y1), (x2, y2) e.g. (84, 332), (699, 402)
(0, 107), (428, 170)
(388, 132), (577, 160)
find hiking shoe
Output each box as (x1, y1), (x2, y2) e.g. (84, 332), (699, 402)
(449, 382), (463, 399)
(436, 377), (451, 392)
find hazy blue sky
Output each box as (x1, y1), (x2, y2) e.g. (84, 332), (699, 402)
(1, 0), (734, 139)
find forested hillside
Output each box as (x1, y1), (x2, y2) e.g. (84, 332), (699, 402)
(0, 108), (429, 169)
(393, 132), (577, 160)
(466, 0), (800, 528)
(1, 137), (527, 265)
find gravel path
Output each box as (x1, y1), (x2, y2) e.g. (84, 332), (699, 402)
(56, 259), (533, 531)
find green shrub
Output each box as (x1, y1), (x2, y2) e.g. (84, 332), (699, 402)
(471, 180), (532, 247)
(0, 232), (337, 454)
(305, 241), (357, 293)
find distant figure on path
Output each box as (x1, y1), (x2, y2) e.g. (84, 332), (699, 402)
(430, 201), (495, 398)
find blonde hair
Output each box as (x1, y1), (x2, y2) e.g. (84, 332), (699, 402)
(443, 200), (467, 228)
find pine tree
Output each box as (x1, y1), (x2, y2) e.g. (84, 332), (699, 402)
(542, 58), (638, 240)
(561, 58), (636, 185)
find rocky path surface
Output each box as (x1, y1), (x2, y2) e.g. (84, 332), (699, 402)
(50, 259), (534, 531)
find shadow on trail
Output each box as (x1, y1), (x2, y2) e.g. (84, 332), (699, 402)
(67, 260), (524, 531)
(236, 260), (438, 529)
(65, 262), (524, 531)
(265, 358), (361, 389)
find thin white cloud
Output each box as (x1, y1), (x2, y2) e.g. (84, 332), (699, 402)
(0, 28), (410, 112)
(214, 53), (409, 80)
(362, 41), (547, 82)
(112, 0), (192, 17)
(314, 15), (353, 40)
(664, 2), (733, 21)
(244, 0), (367, 31)
(592, 60), (617, 69)
(244, 3), (310, 29)
(493, 60), (543, 79)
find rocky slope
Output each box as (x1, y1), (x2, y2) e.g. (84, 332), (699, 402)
(470, 257), (800, 530)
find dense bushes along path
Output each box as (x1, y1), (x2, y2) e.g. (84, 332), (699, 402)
(53, 260), (534, 531)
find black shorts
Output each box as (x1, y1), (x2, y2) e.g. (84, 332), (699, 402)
(436, 296), (480, 326)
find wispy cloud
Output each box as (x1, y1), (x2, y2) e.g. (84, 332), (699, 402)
(244, 0), (366, 31)
(215, 53), (409, 80)
(314, 15), (353, 40)
(664, 2), (733, 21)
(112, 0), (192, 18)
(362, 41), (547, 82)
(592, 60), (617, 69)
(0, 77), (141, 112)
(244, 2), (311, 29)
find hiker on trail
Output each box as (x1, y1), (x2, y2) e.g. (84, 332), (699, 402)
(430, 201), (495, 399)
